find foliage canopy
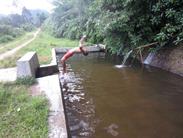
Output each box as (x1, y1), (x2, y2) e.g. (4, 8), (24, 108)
(51, 0), (183, 54)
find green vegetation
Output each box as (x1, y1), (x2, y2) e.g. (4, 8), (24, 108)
(0, 29), (78, 68)
(51, 0), (183, 54)
(0, 7), (48, 44)
(0, 82), (48, 137)
(0, 25), (26, 44)
(0, 17), (34, 44)
(0, 31), (34, 54)
(16, 77), (36, 86)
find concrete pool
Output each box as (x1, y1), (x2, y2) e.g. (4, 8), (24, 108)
(57, 52), (183, 138)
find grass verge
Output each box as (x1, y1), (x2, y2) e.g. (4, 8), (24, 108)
(0, 31), (35, 54)
(0, 82), (49, 137)
(0, 29), (78, 68)
(16, 77), (36, 86)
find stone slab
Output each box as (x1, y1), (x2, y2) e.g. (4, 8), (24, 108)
(37, 74), (68, 138)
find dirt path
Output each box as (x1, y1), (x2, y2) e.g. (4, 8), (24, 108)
(0, 28), (40, 60)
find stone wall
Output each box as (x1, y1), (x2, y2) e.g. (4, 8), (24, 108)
(144, 44), (183, 77)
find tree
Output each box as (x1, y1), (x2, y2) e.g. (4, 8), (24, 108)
(51, 0), (93, 39)
(50, 0), (183, 54)
(22, 7), (33, 24)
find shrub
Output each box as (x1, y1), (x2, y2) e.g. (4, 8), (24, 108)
(0, 35), (14, 43)
(16, 77), (36, 86)
(11, 28), (24, 37)
(21, 23), (35, 32)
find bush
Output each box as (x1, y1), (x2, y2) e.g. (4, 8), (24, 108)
(0, 35), (14, 43)
(0, 25), (13, 36)
(16, 77), (36, 86)
(0, 25), (25, 43)
(11, 28), (24, 37)
(21, 23), (35, 32)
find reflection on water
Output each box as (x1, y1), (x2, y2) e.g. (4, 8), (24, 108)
(59, 65), (99, 138)
(114, 64), (127, 68)
(104, 123), (119, 136)
(58, 53), (183, 138)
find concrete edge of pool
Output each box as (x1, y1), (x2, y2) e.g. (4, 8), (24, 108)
(37, 46), (105, 138)
(8, 46), (106, 138)
(36, 48), (69, 138)
(54, 46), (106, 137)
(55, 44), (106, 54)
(37, 74), (68, 138)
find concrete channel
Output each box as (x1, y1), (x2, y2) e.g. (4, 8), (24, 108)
(54, 45), (105, 137)
(15, 48), (68, 138)
(14, 45), (105, 138)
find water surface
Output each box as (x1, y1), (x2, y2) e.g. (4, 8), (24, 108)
(58, 53), (183, 138)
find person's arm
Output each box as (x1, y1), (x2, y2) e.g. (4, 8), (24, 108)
(79, 35), (86, 46)
(79, 35), (88, 56)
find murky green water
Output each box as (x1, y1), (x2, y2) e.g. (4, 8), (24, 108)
(58, 53), (183, 138)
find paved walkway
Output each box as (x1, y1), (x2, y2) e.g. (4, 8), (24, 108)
(0, 67), (17, 82)
(37, 75), (68, 138)
(0, 28), (40, 60)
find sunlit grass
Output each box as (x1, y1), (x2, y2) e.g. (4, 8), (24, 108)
(0, 82), (49, 137)
(0, 30), (78, 68)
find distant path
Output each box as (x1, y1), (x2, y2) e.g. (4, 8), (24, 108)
(0, 28), (40, 60)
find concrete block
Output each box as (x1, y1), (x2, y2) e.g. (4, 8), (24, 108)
(36, 48), (59, 78)
(17, 52), (39, 78)
(55, 45), (105, 54)
(36, 65), (59, 78)
(51, 48), (58, 65)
